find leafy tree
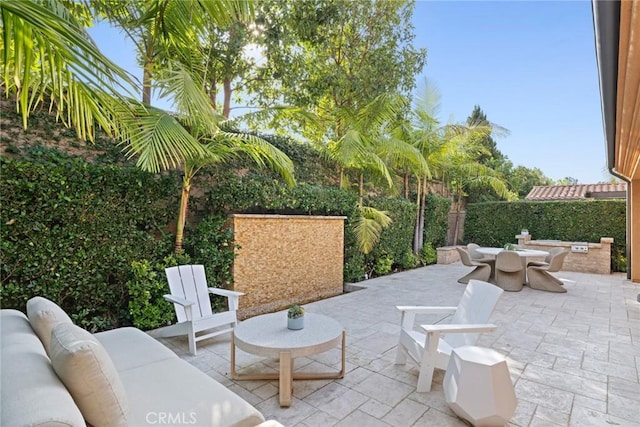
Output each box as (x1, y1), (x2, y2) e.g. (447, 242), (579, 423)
(257, 0), (426, 136)
(509, 166), (553, 198)
(91, 0), (253, 104)
(557, 176), (579, 185)
(466, 105), (504, 167)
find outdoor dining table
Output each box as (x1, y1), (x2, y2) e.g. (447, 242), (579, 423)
(476, 247), (549, 284)
(476, 247), (548, 260)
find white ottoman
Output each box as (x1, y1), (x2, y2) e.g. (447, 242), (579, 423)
(443, 346), (516, 427)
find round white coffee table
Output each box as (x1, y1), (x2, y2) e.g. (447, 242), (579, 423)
(231, 312), (345, 407)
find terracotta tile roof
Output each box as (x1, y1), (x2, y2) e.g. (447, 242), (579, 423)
(525, 183), (627, 201)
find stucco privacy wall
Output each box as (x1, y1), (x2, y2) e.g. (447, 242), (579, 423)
(232, 214), (346, 319)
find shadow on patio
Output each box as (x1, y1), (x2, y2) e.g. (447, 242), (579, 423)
(151, 263), (640, 427)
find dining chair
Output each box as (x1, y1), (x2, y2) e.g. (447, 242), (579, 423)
(456, 247), (491, 284)
(494, 251), (525, 291)
(527, 249), (569, 293)
(527, 247), (564, 268)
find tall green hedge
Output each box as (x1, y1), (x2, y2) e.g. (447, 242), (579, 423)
(423, 194), (452, 248)
(0, 144), (453, 330)
(465, 200), (626, 270)
(203, 173), (365, 281)
(366, 196), (418, 274)
(0, 151), (180, 330)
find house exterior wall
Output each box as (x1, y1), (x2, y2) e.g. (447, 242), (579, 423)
(231, 214), (346, 319)
(631, 179), (639, 282)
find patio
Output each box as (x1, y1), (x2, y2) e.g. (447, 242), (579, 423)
(151, 262), (640, 427)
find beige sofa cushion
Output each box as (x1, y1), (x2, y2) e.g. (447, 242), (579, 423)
(1, 309), (85, 426)
(26, 296), (73, 354)
(95, 327), (177, 372)
(50, 323), (129, 427)
(119, 358), (265, 427)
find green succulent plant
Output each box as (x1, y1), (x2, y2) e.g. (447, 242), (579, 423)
(287, 304), (305, 319)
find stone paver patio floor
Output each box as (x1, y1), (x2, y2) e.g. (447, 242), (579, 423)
(151, 263), (640, 427)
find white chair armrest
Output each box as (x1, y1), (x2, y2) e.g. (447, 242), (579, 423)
(163, 294), (195, 307)
(397, 306), (458, 330)
(255, 421), (285, 427)
(207, 288), (245, 298)
(396, 306), (457, 314)
(421, 323), (498, 334)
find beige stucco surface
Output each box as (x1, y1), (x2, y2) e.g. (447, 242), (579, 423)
(232, 214), (346, 319)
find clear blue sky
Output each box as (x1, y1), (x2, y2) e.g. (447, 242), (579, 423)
(411, 0), (609, 184)
(88, 0), (610, 184)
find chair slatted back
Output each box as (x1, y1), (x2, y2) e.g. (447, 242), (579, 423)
(165, 265), (213, 323)
(447, 280), (503, 348)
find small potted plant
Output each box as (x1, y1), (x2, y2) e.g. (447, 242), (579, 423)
(287, 304), (305, 330)
(520, 228), (529, 236)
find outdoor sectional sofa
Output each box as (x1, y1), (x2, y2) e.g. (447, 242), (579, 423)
(1, 297), (281, 427)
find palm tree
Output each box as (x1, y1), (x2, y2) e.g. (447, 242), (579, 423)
(443, 128), (517, 245)
(103, 3), (295, 252)
(2, 0), (295, 253)
(324, 93), (411, 254)
(1, 0), (137, 141)
(0, 0), (241, 163)
(122, 63), (295, 252)
(405, 81), (513, 252)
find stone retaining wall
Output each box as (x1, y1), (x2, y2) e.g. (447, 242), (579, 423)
(437, 246), (461, 264)
(516, 234), (613, 275)
(232, 214), (346, 319)
(438, 236), (613, 275)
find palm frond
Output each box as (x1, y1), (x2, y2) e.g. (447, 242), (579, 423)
(1, 0), (137, 138)
(155, 62), (220, 136)
(413, 78), (442, 120)
(360, 150), (394, 188)
(196, 0), (255, 27)
(356, 93), (406, 136)
(219, 131), (296, 186)
(115, 104), (207, 173)
(379, 135), (429, 177)
(354, 206), (392, 254)
(328, 129), (368, 167)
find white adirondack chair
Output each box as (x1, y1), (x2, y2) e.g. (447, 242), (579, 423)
(395, 279), (503, 392)
(159, 264), (244, 355)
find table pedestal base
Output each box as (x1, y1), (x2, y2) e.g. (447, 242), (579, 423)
(231, 332), (346, 407)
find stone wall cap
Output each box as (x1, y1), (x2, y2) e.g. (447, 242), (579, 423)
(232, 214), (347, 220)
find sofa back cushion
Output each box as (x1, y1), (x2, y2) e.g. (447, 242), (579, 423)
(50, 323), (129, 427)
(1, 310), (85, 426)
(27, 296), (73, 354)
